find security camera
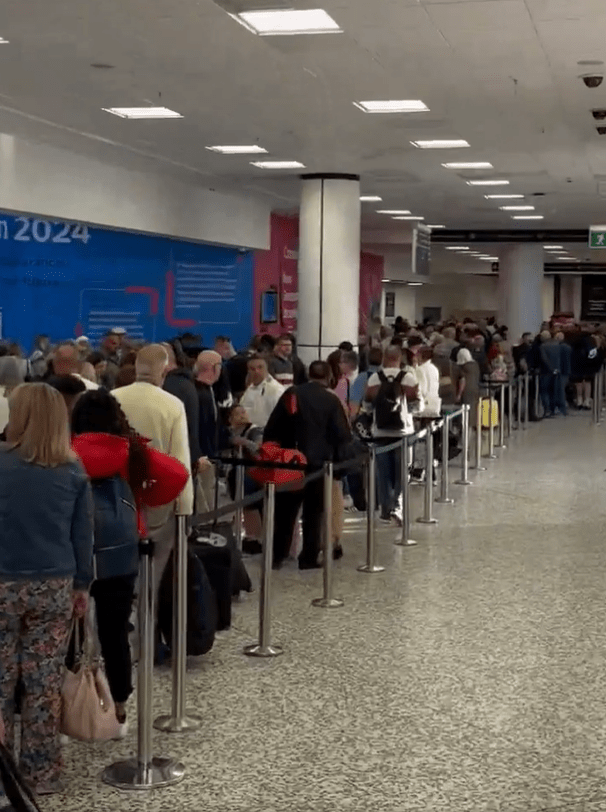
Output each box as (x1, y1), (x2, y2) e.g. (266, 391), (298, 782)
(583, 74), (604, 88)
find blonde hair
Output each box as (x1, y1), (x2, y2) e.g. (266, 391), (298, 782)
(7, 383), (75, 467)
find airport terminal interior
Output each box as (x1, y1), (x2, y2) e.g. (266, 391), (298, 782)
(2, 1), (606, 811)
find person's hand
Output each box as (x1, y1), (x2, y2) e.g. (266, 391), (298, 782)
(72, 590), (88, 619)
(197, 456), (212, 471)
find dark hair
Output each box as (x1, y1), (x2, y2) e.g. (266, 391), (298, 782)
(115, 365), (137, 388)
(368, 347), (383, 366)
(71, 390), (149, 491)
(390, 336), (404, 348)
(247, 353), (267, 365)
(87, 351), (105, 367)
(47, 375), (87, 397)
(338, 341), (354, 352)
(309, 360), (331, 381)
(120, 350), (138, 368)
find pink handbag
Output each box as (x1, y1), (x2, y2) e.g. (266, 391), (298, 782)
(60, 616), (122, 742)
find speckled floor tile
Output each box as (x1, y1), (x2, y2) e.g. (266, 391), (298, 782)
(39, 417), (606, 811)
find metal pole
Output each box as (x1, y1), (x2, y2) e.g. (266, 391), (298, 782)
(234, 447), (245, 552)
(507, 381), (513, 437)
(154, 516), (201, 733)
(103, 539), (185, 789)
(455, 405), (472, 485)
(473, 398), (487, 471)
(312, 463), (344, 608)
(534, 371), (540, 419)
(486, 389), (497, 460)
(244, 483), (283, 657)
(594, 372), (601, 425)
(436, 414), (454, 504)
(516, 377), (522, 430)
(395, 434), (417, 546)
(496, 384), (506, 449)
(417, 423), (438, 524)
(524, 372), (530, 427)
(358, 445), (385, 573)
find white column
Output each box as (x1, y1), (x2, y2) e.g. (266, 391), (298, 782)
(297, 174), (361, 363)
(497, 244), (544, 340)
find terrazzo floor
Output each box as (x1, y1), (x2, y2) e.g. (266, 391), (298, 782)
(47, 411), (606, 812)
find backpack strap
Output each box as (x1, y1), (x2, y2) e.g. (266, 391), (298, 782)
(394, 370), (405, 385)
(377, 370), (388, 384)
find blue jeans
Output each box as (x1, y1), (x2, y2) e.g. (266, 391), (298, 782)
(375, 445), (402, 517)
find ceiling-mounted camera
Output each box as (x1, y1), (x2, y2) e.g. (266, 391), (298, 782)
(582, 74), (604, 88)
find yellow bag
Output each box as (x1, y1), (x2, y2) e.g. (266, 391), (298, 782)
(481, 397), (499, 429)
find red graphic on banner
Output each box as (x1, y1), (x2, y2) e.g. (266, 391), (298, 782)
(74, 322), (83, 338)
(164, 272), (196, 328)
(126, 286), (160, 316)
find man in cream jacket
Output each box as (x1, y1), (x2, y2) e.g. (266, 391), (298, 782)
(113, 343), (194, 595)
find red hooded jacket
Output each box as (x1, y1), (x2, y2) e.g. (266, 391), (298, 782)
(72, 432), (189, 537)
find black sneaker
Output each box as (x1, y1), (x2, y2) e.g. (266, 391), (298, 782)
(242, 538), (263, 555)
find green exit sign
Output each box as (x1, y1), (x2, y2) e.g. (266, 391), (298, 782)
(589, 226), (606, 247)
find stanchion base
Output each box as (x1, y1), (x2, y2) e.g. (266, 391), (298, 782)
(311, 597), (344, 608)
(394, 538), (417, 547)
(416, 517), (438, 525)
(102, 757), (185, 790)
(454, 479), (472, 486)
(495, 445), (507, 450)
(435, 497), (454, 504)
(243, 643), (283, 658)
(357, 564), (386, 573)
(471, 465), (487, 472)
(485, 454), (498, 460)
(153, 713), (202, 733)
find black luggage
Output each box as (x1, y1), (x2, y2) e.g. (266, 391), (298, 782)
(158, 547), (217, 656)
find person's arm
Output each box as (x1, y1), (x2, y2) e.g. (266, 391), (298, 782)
(263, 389), (293, 445)
(169, 405), (194, 516)
(71, 475), (94, 616)
(184, 383), (201, 466)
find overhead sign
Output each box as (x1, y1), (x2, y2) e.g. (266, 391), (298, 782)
(412, 225), (431, 276)
(589, 225), (606, 247)
(581, 275), (606, 320)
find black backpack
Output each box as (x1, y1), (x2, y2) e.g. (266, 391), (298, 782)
(374, 370), (405, 430)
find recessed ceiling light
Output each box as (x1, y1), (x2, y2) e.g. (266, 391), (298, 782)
(411, 140), (470, 149)
(512, 215), (544, 220)
(250, 160), (306, 169)
(480, 257), (499, 261)
(427, 224), (446, 229)
(0, 38), (9, 45)
(376, 209), (411, 215)
(360, 195), (382, 202)
(442, 162), (493, 169)
(467, 179), (510, 186)
(445, 246), (470, 250)
(557, 256), (572, 260)
(102, 107), (183, 119)
(206, 145), (267, 154)
(499, 205), (535, 211)
(230, 9), (342, 36)
(544, 245), (564, 249)
(354, 100), (429, 114)
(392, 215), (425, 220)
(484, 194), (524, 199)
(381, 278), (390, 282)
(408, 282), (423, 286)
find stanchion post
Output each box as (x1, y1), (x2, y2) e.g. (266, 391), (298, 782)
(244, 483), (283, 657)
(486, 387), (497, 460)
(524, 372), (530, 427)
(455, 405), (472, 485)
(473, 398), (487, 471)
(395, 434), (417, 546)
(534, 371), (541, 419)
(516, 377), (522, 430)
(103, 539), (185, 789)
(154, 516), (201, 733)
(496, 384), (506, 448)
(507, 381), (513, 437)
(234, 446), (245, 551)
(312, 462), (344, 608)
(436, 414), (454, 504)
(358, 445), (385, 573)
(417, 422), (438, 524)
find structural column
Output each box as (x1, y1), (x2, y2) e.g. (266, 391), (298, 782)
(497, 245), (544, 340)
(297, 174), (361, 364)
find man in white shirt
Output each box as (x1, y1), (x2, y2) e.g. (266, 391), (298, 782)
(113, 344), (194, 596)
(53, 343), (99, 390)
(364, 346), (418, 523)
(240, 355), (284, 429)
(416, 346), (442, 416)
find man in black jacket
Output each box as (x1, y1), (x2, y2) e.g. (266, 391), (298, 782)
(162, 342), (200, 469)
(264, 360), (352, 570)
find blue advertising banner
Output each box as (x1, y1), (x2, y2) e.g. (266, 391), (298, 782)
(0, 211), (254, 350)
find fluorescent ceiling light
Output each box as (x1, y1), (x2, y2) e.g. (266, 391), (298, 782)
(206, 145), (267, 154)
(512, 215), (544, 220)
(544, 245), (564, 249)
(360, 195), (382, 202)
(250, 160), (305, 169)
(354, 100), (429, 114)
(427, 224), (446, 228)
(445, 246), (469, 250)
(392, 215), (425, 220)
(499, 205), (535, 211)
(466, 179), (510, 186)
(230, 9), (342, 36)
(442, 162), (493, 169)
(102, 107), (182, 119)
(0, 39), (9, 44)
(408, 282), (423, 286)
(557, 256), (573, 260)
(411, 139), (470, 149)
(376, 209), (411, 215)
(381, 278), (390, 282)
(484, 194), (524, 199)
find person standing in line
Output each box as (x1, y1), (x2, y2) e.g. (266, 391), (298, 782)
(53, 343), (99, 391)
(454, 342), (481, 430)
(193, 350), (225, 513)
(268, 334), (295, 388)
(112, 344), (193, 598)
(284, 333), (308, 385)
(539, 330), (564, 417)
(0, 383), (93, 797)
(556, 332), (572, 415)
(162, 342), (201, 470)
(240, 354), (284, 429)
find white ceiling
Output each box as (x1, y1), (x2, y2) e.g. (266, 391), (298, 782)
(1, 0), (606, 246)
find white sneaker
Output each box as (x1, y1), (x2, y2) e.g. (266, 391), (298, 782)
(113, 720), (129, 740)
(343, 494), (354, 509)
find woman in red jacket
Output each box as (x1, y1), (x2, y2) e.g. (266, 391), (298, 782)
(71, 390), (188, 733)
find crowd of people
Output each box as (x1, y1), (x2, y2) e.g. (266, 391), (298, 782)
(0, 313), (604, 803)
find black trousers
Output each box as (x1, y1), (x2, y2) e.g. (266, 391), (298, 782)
(273, 475), (324, 566)
(91, 575), (136, 705)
